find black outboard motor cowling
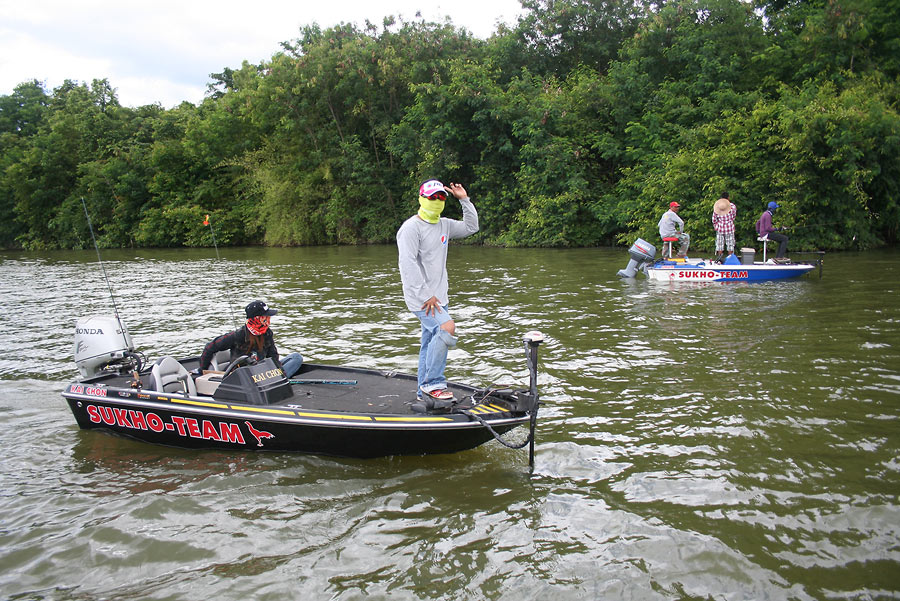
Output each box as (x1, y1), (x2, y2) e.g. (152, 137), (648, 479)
(617, 238), (657, 278)
(213, 358), (292, 405)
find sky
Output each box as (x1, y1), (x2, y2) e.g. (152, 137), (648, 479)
(0, 0), (525, 108)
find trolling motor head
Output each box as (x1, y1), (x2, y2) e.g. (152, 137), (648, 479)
(523, 331), (544, 345)
(517, 331), (544, 409)
(74, 316), (137, 378)
(617, 238), (657, 278)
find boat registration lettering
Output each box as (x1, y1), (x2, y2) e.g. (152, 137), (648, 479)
(251, 369), (284, 383)
(85, 404), (246, 444)
(71, 384), (107, 397)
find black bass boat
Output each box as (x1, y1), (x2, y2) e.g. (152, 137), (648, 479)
(63, 316), (544, 461)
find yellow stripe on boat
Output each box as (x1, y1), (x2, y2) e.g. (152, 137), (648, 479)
(230, 406), (296, 416)
(472, 404), (506, 414)
(172, 399), (229, 409)
(374, 416), (454, 422)
(294, 411), (372, 421)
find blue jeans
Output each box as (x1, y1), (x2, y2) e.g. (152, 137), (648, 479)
(412, 306), (457, 395)
(280, 352), (303, 379)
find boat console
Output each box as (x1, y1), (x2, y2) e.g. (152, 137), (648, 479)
(211, 357), (293, 405)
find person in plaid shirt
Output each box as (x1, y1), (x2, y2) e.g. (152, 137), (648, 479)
(712, 193), (736, 263)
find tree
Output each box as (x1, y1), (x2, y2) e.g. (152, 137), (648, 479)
(514, 0), (652, 76)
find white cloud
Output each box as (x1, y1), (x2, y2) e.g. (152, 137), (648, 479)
(0, 26), (112, 89)
(0, 0), (524, 108)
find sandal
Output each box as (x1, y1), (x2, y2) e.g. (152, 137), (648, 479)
(420, 387), (454, 401)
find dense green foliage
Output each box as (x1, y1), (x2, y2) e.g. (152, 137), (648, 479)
(1, 0), (898, 251)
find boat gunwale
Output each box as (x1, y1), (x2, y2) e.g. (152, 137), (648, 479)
(62, 383), (530, 431)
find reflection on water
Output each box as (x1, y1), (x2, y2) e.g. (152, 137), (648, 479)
(1, 246), (898, 600)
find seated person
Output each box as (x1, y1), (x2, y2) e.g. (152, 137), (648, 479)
(658, 201), (690, 257)
(755, 201), (789, 262)
(198, 300), (303, 378)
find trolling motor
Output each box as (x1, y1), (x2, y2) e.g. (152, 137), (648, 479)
(522, 330), (544, 467)
(458, 331), (545, 467)
(617, 238), (657, 278)
(496, 332), (544, 417)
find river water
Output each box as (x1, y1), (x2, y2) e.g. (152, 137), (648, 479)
(0, 246), (897, 600)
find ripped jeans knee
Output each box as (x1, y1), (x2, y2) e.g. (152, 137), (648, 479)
(437, 327), (457, 349)
(413, 306), (457, 392)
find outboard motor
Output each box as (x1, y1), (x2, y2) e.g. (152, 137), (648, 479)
(74, 315), (135, 378)
(617, 238), (657, 278)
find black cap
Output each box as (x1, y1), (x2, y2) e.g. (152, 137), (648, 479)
(245, 300), (278, 318)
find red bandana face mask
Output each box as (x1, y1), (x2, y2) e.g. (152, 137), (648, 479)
(246, 316), (270, 335)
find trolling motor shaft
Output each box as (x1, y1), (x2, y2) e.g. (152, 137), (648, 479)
(523, 331), (544, 468)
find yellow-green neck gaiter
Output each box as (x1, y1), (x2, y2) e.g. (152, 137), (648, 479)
(418, 195), (445, 224)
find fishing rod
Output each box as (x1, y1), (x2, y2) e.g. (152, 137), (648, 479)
(81, 197), (128, 348)
(81, 197), (144, 381)
(780, 222), (842, 230)
(204, 213), (238, 330)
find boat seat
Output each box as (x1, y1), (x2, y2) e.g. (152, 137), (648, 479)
(758, 235), (769, 262)
(210, 349), (231, 371)
(662, 236), (680, 258)
(151, 356), (197, 396)
(195, 372), (223, 396)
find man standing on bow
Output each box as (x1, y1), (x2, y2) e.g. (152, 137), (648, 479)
(397, 179), (478, 404)
(712, 193), (737, 263)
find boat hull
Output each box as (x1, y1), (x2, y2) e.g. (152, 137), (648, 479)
(646, 261), (816, 282)
(61, 363), (530, 458)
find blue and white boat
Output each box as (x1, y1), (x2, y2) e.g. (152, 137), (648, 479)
(617, 238), (821, 282)
(644, 257), (816, 282)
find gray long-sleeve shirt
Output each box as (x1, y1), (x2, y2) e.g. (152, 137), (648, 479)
(658, 209), (685, 238)
(397, 198), (479, 312)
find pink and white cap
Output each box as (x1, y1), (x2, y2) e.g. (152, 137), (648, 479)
(419, 180), (445, 197)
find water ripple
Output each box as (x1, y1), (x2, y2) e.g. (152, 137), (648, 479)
(1, 247), (899, 599)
